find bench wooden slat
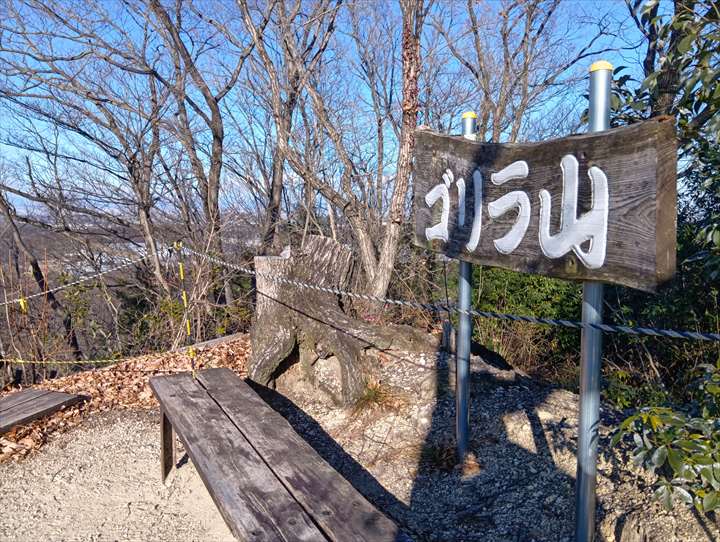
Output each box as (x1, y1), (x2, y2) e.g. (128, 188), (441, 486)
(0, 390), (85, 433)
(197, 368), (401, 542)
(149, 373), (326, 542)
(0, 389), (52, 412)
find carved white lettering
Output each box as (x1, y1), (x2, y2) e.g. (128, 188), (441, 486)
(488, 191), (531, 254)
(538, 155), (608, 269)
(491, 161), (529, 185)
(466, 169), (483, 251)
(457, 177), (466, 227)
(425, 157), (608, 269)
(424, 169), (453, 242)
(488, 161), (531, 254)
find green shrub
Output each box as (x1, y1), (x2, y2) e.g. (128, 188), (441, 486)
(471, 266), (582, 382)
(604, 369), (669, 410)
(612, 363), (720, 514)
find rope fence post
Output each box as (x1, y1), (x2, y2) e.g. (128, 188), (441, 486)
(174, 242), (197, 377)
(575, 60), (613, 542)
(456, 111), (478, 462)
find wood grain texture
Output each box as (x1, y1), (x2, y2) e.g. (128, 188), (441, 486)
(0, 389), (52, 412)
(413, 117), (677, 292)
(0, 390), (86, 433)
(251, 235), (437, 405)
(196, 368), (400, 542)
(160, 408), (175, 483)
(149, 373), (324, 542)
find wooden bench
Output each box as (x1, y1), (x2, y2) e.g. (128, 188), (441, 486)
(149, 368), (405, 542)
(1, 389), (86, 434)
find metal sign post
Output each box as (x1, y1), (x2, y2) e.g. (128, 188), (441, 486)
(456, 111), (477, 462)
(575, 60), (612, 542)
(415, 70), (675, 526)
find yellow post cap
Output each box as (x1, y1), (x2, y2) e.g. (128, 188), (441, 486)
(589, 60), (613, 72)
(462, 111), (478, 119)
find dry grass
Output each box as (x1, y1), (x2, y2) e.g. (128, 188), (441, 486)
(352, 378), (409, 415)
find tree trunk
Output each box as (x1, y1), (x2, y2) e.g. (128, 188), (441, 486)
(249, 235), (439, 405)
(260, 146), (287, 255)
(138, 206), (170, 295)
(0, 193), (83, 360)
(368, 0), (425, 299)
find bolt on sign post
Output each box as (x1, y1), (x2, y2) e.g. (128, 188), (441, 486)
(413, 65), (677, 539)
(456, 111), (478, 462)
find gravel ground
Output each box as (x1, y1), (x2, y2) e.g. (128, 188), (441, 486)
(272, 349), (720, 542)
(0, 410), (233, 542)
(2, 349), (719, 541)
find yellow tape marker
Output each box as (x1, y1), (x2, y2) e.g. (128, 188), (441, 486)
(181, 290), (188, 308)
(18, 297), (28, 313)
(186, 318), (191, 337)
(178, 262), (185, 281)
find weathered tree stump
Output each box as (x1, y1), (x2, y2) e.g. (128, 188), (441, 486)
(249, 236), (438, 405)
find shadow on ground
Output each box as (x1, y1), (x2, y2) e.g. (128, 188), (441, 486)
(250, 337), (600, 542)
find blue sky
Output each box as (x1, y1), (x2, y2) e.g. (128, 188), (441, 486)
(0, 0), (655, 213)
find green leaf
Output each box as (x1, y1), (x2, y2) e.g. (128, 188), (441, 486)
(705, 382), (720, 395)
(703, 491), (720, 512)
(678, 465), (698, 482)
(692, 454), (714, 466)
(678, 439), (705, 453)
(655, 485), (674, 510)
(677, 33), (696, 55)
(699, 466), (719, 489)
(649, 415), (663, 431)
(641, 72), (660, 91)
(667, 447), (684, 474)
(652, 446), (668, 468)
(633, 449), (648, 466)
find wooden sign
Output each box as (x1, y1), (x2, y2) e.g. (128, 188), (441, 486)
(413, 117), (677, 292)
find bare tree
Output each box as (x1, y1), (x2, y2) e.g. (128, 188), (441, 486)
(0, 0), (172, 294)
(236, 0), (339, 254)
(0, 182), (83, 361)
(139, 0), (270, 301)
(433, 0), (614, 142)
(240, 0), (432, 299)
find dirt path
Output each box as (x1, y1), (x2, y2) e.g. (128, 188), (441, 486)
(0, 410), (233, 542)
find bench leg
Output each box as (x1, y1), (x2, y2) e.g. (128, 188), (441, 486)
(161, 408), (176, 482)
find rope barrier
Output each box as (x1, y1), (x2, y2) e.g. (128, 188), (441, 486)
(1, 357), (120, 366)
(1, 241), (718, 349)
(0, 356), (198, 376)
(0, 255), (148, 309)
(181, 246), (720, 343)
